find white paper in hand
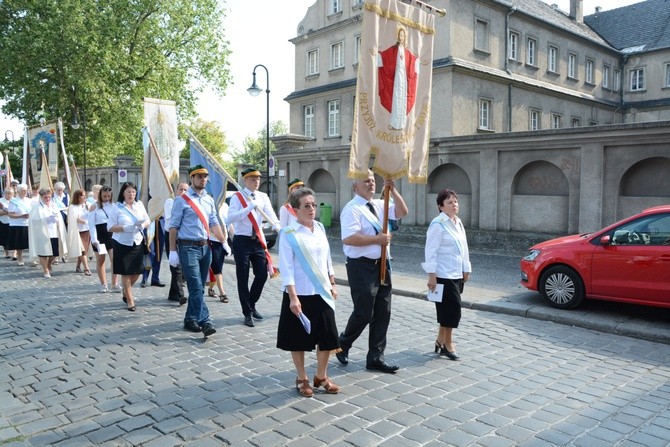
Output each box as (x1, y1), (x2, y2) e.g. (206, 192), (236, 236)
(298, 312), (311, 334)
(427, 284), (444, 302)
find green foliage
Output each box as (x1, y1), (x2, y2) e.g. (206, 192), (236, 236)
(233, 121), (287, 170)
(0, 0), (231, 168)
(180, 119), (236, 174)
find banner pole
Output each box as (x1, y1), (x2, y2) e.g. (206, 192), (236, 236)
(380, 182), (390, 285)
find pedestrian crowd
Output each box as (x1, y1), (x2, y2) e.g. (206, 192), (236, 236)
(0, 165), (472, 399)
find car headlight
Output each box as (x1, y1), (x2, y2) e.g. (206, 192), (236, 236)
(523, 249), (540, 262)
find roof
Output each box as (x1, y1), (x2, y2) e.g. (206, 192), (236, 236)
(584, 0), (670, 53)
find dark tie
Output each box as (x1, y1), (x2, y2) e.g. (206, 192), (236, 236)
(366, 202), (379, 234)
(250, 193), (256, 200)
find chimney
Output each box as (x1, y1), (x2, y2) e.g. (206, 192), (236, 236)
(595, 6), (602, 13)
(570, 0), (584, 22)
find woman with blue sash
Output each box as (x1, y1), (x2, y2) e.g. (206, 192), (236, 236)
(277, 187), (341, 398)
(422, 189), (472, 361)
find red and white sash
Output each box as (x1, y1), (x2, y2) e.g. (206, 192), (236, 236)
(236, 192), (279, 278)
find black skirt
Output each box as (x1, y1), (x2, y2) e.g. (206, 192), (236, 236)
(435, 277), (463, 328)
(0, 221), (9, 247)
(8, 225), (28, 250)
(209, 240), (226, 275)
(277, 292), (340, 352)
(112, 239), (144, 275)
(95, 223), (113, 246)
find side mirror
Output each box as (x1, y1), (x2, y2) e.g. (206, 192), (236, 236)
(599, 235), (611, 246)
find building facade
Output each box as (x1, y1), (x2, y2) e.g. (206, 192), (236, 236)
(274, 0), (670, 233)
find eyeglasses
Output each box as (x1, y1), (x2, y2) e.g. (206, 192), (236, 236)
(101, 186), (112, 192)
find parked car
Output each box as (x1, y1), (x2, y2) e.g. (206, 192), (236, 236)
(225, 191), (277, 249)
(520, 205), (670, 309)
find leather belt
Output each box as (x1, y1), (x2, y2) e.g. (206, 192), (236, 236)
(177, 239), (208, 246)
(346, 257), (380, 264)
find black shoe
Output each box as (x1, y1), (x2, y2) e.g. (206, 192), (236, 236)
(179, 296), (187, 306)
(151, 281), (166, 287)
(336, 350), (349, 365)
(440, 347), (460, 360)
(183, 321), (202, 332)
(251, 310), (264, 320)
(201, 323), (216, 338)
(244, 315), (255, 327)
(140, 281), (146, 288)
(366, 360), (399, 374)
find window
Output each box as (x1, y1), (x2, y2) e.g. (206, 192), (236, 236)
(329, 0), (341, 14)
(666, 64), (670, 87)
(508, 31), (519, 61)
(304, 105), (315, 138)
(551, 113), (562, 129)
(307, 49), (319, 76)
(352, 0), (363, 5)
(572, 117), (581, 127)
(354, 35), (362, 64)
(630, 68), (645, 91)
(548, 46), (558, 73)
(474, 18), (490, 53)
(614, 69), (621, 91)
(530, 109), (541, 131)
(330, 41), (344, 69)
(586, 59), (594, 84)
(589, 120), (598, 126)
(527, 38), (537, 66)
(568, 53), (577, 79)
(327, 100), (340, 137)
(603, 64), (610, 89)
(478, 99), (491, 130)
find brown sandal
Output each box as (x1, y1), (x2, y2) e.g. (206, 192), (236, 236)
(219, 294), (229, 303)
(295, 378), (313, 397)
(313, 375), (340, 394)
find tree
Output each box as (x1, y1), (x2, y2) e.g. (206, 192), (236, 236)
(0, 0), (231, 168)
(180, 119), (236, 174)
(234, 121), (288, 170)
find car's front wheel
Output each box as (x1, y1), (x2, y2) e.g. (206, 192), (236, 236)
(539, 265), (585, 309)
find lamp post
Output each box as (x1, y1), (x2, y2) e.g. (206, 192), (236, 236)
(247, 64), (271, 199)
(70, 99), (87, 190)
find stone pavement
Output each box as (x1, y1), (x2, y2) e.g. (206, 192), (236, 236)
(1, 255), (670, 446)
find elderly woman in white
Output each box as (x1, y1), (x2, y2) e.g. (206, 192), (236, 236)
(29, 188), (68, 277)
(7, 183), (32, 266)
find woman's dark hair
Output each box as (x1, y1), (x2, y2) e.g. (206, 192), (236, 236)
(289, 187), (315, 209)
(72, 189), (86, 205)
(117, 182), (137, 203)
(98, 185), (113, 208)
(436, 189), (457, 209)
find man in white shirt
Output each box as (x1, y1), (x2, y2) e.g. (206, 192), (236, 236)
(337, 169), (408, 373)
(227, 167), (280, 327)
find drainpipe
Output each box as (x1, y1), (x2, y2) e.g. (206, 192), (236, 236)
(505, 6), (517, 132)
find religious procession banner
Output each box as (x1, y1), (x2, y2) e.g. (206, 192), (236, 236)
(27, 120), (59, 183)
(349, 0), (435, 183)
(189, 136), (227, 210)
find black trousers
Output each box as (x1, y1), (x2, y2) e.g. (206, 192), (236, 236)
(340, 257), (392, 365)
(165, 231), (185, 301)
(232, 235), (268, 316)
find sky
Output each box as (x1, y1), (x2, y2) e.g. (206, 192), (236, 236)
(0, 0), (646, 150)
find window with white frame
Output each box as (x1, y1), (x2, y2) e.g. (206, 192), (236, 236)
(354, 35), (362, 64)
(568, 53), (577, 78)
(551, 113), (562, 129)
(478, 99), (491, 130)
(327, 100), (340, 137)
(304, 105), (315, 138)
(527, 38), (537, 66)
(586, 58), (595, 84)
(352, 0), (364, 5)
(330, 41), (344, 69)
(572, 117), (581, 127)
(329, 0), (341, 14)
(530, 109), (541, 130)
(508, 31), (520, 61)
(603, 64), (610, 89)
(614, 68), (621, 91)
(666, 64), (670, 87)
(474, 18), (490, 53)
(548, 45), (558, 73)
(307, 49), (319, 76)
(630, 68), (645, 91)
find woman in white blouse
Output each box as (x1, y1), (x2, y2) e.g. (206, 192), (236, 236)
(277, 187), (340, 398)
(7, 183), (32, 266)
(0, 189), (14, 259)
(28, 188), (68, 277)
(88, 185), (120, 293)
(107, 182), (149, 311)
(67, 189), (92, 275)
(423, 189), (472, 361)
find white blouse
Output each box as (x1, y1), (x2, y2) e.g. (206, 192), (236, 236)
(423, 212), (472, 279)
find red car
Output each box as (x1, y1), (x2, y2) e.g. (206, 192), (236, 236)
(520, 205), (670, 309)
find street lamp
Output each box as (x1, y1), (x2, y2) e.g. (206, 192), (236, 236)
(247, 64), (271, 199)
(70, 102), (87, 190)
